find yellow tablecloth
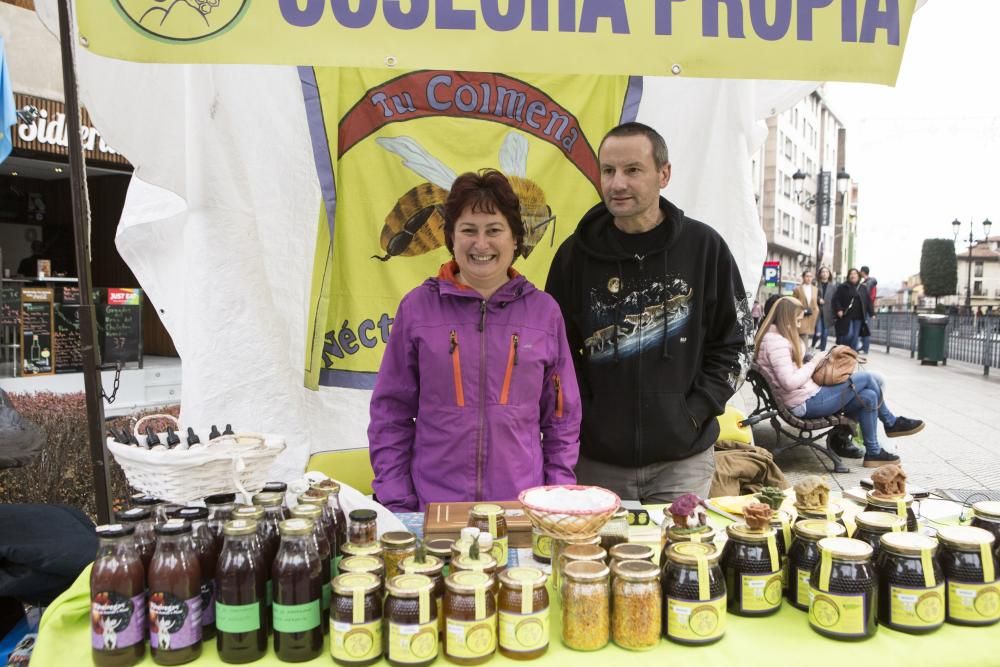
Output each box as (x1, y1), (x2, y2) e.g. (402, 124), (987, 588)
(33, 500), (1000, 666)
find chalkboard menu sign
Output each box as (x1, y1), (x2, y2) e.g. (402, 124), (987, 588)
(20, 287), (54, 376)
(1, 283), (20, 327)
(54, 287), (83, 374)
(97, 288), (142, 365)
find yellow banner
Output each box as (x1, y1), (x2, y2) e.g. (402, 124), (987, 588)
(303, 68), (629, 389)
(80, 1), (915, 84)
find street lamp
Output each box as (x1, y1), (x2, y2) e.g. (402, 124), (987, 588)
(792, 169), (851, 210)
(952, 217), (994, 310)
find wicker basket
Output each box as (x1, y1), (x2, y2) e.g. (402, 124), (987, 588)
(107, 414), (286, 504)
(518, 484), (621, 539)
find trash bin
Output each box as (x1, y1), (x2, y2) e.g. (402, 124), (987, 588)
(917, 314), (949, 365)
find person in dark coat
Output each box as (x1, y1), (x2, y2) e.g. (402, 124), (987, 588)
(832, 268), (872, 351)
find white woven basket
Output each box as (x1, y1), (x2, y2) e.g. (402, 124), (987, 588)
(107, 414), (286, 503)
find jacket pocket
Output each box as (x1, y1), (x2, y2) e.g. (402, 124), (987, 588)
(449, 330), (465, 407)
(499, 334), (518, 405)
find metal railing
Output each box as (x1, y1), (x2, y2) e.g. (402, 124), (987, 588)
(866, 312), (1000, 376)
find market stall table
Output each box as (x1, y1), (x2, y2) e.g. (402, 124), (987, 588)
(31, 501), (1000, 666)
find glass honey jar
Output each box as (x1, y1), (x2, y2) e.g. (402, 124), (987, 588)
(497, 567), (549, 660)
(443, 571), (497, 665)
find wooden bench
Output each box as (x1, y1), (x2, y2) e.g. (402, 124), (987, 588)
(744, 369), (855, 474)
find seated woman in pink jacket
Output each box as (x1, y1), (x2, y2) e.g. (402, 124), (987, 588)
(368, 169), (582, 511)
(753, 297), (923, 468)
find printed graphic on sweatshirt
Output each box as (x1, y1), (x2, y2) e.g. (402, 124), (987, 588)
(584, 274), (692, 363)
(731, 290), (754, 391)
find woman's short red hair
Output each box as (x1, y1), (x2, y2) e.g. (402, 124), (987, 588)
(443, 169), (525, 257)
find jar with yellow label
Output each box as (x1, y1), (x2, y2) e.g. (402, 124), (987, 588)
(721, 523), (784, 616)
(786, 520), (845, 611)
(384, 574), (439, 667)
(561, 561), (610, 651)
(497, 567), (549, 660)
(659, 525), (717, 569)
(381, 532), (417, 581)
(331, 572), (383, 667)
(401, 555), (445, 637)
(451, 553), (499, 595)
(340, 555), (385, 594)
(444, 571), (497, 665)
(608, 543), (655, 571)
(342, 542), (384, 562)
(662, 542), (726, 645)
(610, 560), (661, 651)
(531, 529), (553, 564)
(468, 505), (509, 569)
(876, 532), (944, 634)
(971, 501), (1000, 546)
(808, 537), (877, 641)
(795, 504), (849, 536)
(864, 491), (917, 532)
(853, 511), (906, 559)
(770, 510), (794, 591)
(936, 526), (1000, 626)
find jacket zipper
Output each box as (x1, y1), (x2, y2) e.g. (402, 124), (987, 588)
(449, 330), (464, 407)
(476, 300), (487, 501)
(499, 334), (518, 405)
(553, 374), (564, 418)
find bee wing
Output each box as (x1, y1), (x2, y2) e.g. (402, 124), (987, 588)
(375, 136), (457, 190)
(498, 131), (528, 178)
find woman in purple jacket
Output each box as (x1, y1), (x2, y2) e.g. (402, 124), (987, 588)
(368, 169), (582, 512)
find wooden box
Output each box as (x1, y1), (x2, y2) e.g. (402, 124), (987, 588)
(422, 500), (533, 548)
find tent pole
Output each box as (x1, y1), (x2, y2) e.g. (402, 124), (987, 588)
(56, 0), (113, 524)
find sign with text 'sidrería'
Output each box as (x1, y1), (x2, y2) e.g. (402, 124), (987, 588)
(79, 1), (916, 84)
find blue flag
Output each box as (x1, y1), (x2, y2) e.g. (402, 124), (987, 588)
(0, 37), (15, 165)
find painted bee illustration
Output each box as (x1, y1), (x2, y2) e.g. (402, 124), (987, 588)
(372, 132), (556, 261)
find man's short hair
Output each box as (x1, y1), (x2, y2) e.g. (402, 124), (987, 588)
(860, 266), (870, 275)
(599, 122), (669, 169)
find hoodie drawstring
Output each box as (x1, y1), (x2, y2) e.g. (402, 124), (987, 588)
(661, 249), (673, 360)
(613, 259), (623, 364)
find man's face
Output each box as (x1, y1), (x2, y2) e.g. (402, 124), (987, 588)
(599, 135), (671, 222)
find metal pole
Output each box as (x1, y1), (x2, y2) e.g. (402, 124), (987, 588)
(56, 0), (114, 524)
(966, 228), (973, 311)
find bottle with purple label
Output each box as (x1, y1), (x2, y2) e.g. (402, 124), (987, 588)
(149, 519), (203, 665)
(173, 507), (219, 640)
(91, 524), (146, 667)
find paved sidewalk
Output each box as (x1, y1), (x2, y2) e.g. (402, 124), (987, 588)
(740, 348), (1000, 494)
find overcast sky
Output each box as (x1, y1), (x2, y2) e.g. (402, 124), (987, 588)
(825, 0), (1000, 290)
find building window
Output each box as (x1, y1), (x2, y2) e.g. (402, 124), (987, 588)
(974, 261), (984, 277)
(784, 137), (793, 160)
(783, 174), (791, 198)
(973, 280), (984, 296)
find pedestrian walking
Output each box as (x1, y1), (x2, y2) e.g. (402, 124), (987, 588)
(832, 268), (872, 352)
(812, 266), (836, 351)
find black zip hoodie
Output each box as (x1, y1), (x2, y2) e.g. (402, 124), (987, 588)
(545, 196), (745, 467)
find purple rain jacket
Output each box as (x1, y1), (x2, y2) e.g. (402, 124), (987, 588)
(368, 262), (582, 512)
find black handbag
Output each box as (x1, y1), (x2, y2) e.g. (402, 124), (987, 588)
(860, 321), (871, 338)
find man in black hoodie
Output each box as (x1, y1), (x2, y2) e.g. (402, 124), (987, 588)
(545, 123), (746, 502)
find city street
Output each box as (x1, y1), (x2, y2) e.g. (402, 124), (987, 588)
(741, 347), (1000, 494)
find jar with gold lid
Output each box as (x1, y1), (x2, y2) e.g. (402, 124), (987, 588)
(853, 511), (906, 559)
(331, 572), (383, 666)
(384, 574), (438, 667)
(936, 526), (1000, 626)
(610, 560), (660, 651)
(864, 491), (917, 532)
(451, 553), (499, 595)
(876, 532), (944, 634)
(426, 539), (454, 572)
(557, 543), (606, 598)
(808, 537), (877, 641)
(340, 556), (385, 595)
(795, 503), (848, 536)
(561, 561), (610, 651)
(497, 567), (549, 660)
(400, 554), (445, 636)
(971, 501), (1000, 545)
(342, 542), (384, 562)
(721, 523), (783, 616)
(659, 525), (717, 569)
(551, 535), (600, 593)
(662, 542), (726, 645)
(381, 531), (417, 581)
(468, 504), (508, 568)
(444, 571), (497, 665)
(786, 519), (845, 611)
(608, 543), (655, 571)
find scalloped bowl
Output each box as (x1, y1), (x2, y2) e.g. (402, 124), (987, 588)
(518, 484), (621, 539)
